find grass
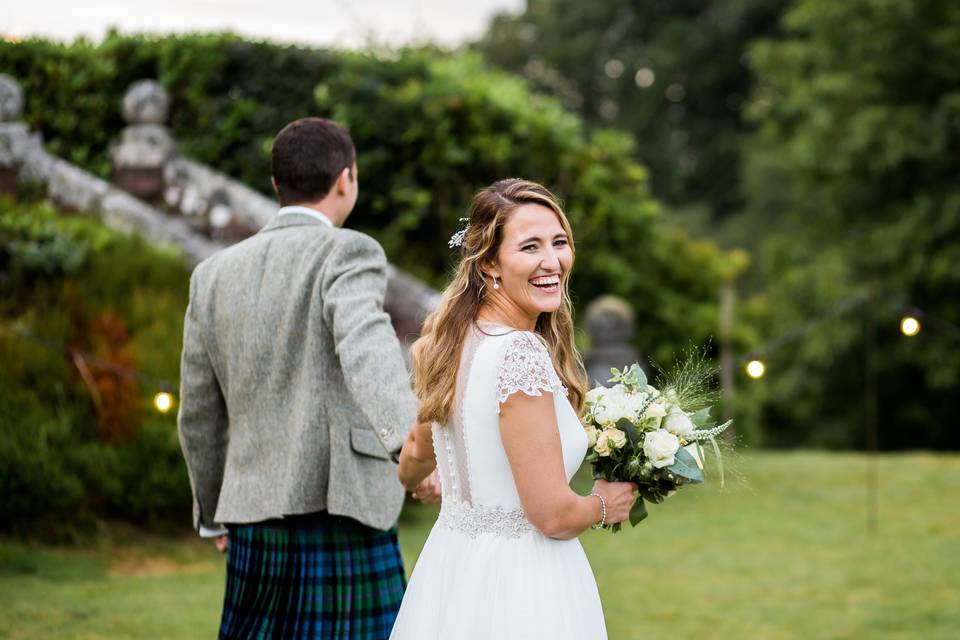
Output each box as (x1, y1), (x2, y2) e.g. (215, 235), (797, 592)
(1, 452), (958, 639)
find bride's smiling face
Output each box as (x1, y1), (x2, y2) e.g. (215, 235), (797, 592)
(489, 203), (573, 320)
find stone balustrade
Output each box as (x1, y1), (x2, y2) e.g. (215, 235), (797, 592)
(0, 73), (440, 342)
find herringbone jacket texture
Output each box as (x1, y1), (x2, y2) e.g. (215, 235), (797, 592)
(177, 212), (417, 531)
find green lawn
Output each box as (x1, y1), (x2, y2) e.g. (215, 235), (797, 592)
(2, 452), (957, 639)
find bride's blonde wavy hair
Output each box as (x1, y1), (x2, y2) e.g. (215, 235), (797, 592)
(411, 178), (587, 425)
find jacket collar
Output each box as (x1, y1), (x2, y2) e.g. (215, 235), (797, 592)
(259, 207), (336, 234)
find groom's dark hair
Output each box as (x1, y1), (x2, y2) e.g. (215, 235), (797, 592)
(271, 117), (356, 205)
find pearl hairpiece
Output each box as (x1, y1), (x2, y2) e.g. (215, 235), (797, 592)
(448, 217), (469, 248)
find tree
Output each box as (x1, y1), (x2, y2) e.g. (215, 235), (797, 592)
(477, 0), (787, 217)
(743, 0), (960, 448)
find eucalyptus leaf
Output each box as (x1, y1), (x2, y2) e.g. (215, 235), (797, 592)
(629, 497), (648, 526)
(690, 408), (712, 428)
(631, 363), (648, 388)
(669, 447), (704, 483)
(616, 418), (641, 448)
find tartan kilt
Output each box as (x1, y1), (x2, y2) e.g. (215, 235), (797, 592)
(219, 512), (406, 640)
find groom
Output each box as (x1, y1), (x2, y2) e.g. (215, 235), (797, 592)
(178, 117), (421, 638)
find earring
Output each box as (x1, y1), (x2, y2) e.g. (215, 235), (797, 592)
(492, 276), (500, 290)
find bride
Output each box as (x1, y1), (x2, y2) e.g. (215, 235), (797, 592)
(391, 178), (636, 639)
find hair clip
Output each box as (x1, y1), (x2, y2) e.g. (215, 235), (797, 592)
(448, 218), (469, 248)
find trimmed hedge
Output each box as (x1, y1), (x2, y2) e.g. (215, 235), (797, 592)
(1, 34), (742, 365)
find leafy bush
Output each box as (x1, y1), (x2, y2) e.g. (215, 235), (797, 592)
(0, 199), (192, 533)
(0, 34), (739, 367)
(741, 0), (960, 449)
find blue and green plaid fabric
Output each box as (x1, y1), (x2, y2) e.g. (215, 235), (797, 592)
(219, 512), (406, 640)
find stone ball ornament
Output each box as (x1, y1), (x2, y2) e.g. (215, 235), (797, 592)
(122, 80), (170, 125)
(0, 74), (25, 122)
(585, 295), (636, 346)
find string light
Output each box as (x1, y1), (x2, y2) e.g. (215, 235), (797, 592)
(900, 316), (920, 337)
(746, 360), (766, 379)
(154, 392), (175, 413)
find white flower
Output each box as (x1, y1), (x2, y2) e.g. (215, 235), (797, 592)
(593, 388), (635, 425)
(594, 428), (627, 457)
(594, 384), (650, 425)
(643, 429), (681, 468)
(642, 399), (667, 427)
(594, 431), (612, 457)
(603, 427), (627, 450)
(584, 426), (600, 448)
(664, 406), (696, 438)
(586, 386), (606, 406)
(624, 390), (649, 415)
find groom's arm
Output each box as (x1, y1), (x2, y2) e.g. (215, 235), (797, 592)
(177, 268), (229, 533)
(321, 232), (417, 455)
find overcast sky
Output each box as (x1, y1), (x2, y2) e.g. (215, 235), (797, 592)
(3, 0), (525, 49)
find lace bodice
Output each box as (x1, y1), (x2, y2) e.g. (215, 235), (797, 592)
(432, 325), (587, 538)
(495, 331), (567, 410)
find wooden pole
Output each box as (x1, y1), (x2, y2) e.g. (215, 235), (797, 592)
(864, 287), (879, 536)
(719, 280), (736, 433)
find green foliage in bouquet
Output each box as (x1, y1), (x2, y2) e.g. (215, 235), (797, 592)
(583, 355), (731, 531)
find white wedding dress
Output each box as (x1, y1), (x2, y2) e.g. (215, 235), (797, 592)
(390, 324), (607, 639)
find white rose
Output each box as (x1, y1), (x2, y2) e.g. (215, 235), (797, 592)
(597, 384), (650, 425)
(585, 386), (606, 406)
(642, 399), (667, 427)
(593, 394), (633, 425)
(602, 427), (627, 450)
(594, 431), (612, 457)
(643, 429), (681, 469)
(664, 406), (696, 438)
(625, 391), (648, 415)
(584, 426), (600, 448)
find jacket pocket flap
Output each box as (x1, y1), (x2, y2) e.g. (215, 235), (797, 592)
(350, 427), (390, 460)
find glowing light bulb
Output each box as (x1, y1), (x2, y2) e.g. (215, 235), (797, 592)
(746, 360), (766, 379)
(154, 392), (174, 413)
(900, 316), (920, 337)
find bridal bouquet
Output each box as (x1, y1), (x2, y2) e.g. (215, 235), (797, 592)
(583, 354), (731, 531)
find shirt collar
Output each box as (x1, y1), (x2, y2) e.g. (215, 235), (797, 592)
(277, 206), (334, 227)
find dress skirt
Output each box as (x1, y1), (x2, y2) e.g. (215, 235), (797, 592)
(390, 521), (607, 639)
(219, 512), (406, 640)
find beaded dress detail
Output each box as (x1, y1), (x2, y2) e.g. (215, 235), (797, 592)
(390, 325), (607, 639)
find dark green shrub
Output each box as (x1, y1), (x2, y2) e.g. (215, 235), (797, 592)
(0, 199), (191, 532)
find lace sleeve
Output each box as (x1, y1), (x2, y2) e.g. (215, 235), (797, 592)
(495, 332), (567, 413)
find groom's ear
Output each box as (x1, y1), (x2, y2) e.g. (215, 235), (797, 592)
(335, 167), (351, 195)
(270, 176), (279, 196)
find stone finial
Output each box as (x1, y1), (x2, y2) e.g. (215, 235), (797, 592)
(585, 295), (635, 346)
(111, 124), (176, 168)
(583, 295), (641, 385)
(122, 80), (170, 125)
(0, 74), (24, 122)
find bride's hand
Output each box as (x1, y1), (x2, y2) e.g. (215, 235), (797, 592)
(590, 479), (638, 525)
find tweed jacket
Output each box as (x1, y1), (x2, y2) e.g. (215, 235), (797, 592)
(177, 211), (417, 532)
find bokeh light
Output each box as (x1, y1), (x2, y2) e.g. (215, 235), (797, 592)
(154, 392), (175, 413)
(900, 316), (921, 337)
(746, 360), (766, 379)
(635, 67), (655, 88)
